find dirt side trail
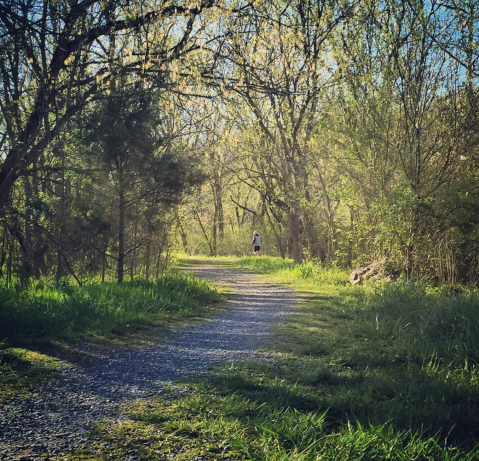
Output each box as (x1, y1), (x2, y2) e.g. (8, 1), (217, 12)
(0, 263), (298, 460)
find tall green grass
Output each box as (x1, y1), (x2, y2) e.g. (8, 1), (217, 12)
(0, 271), (220, 344)
(349, 280), (479, 364)
(232, 256), (479, 451)
(75, 374), (479, 461)
(236, 256), (349, 285)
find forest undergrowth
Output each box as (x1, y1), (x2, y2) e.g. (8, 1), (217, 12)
(68, 256), (479, 460)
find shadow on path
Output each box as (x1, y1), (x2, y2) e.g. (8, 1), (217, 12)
(0, 263), (298, 459)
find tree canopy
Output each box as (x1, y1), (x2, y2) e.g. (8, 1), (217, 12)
(1, 0), (478, 284)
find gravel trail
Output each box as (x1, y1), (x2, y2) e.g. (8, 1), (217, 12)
(0, 264), (298, 460)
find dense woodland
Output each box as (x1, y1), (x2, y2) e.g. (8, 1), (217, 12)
(1, 0), (478, 285)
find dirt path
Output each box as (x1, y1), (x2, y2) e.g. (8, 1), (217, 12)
(0, 263), (298, 460)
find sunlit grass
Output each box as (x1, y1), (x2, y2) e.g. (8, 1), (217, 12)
(235, 257), (479, 449)
(66, 377), (479, 461)
(0, 347), (67, 402)
(235, 256), (350, 289)
(0, 269), (223, 402)
(0, 270), (222, 344)
(63, 256), (479, 459)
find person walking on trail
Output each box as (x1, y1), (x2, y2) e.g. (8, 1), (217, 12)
(252, 230), (262, 256)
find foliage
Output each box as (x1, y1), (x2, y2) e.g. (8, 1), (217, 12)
(1, 0), (479, 284)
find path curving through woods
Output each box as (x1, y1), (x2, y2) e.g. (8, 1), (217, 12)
(0, 263), (298, 460)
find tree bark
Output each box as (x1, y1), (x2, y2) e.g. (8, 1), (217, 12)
(347, 206), (354, 268)
(196, 211), (214, 256)
(55, 142), (66, 284)
(176, 215), (189, 254)
(145, 238), (151, 280)
(290, 205), (303, 263)
(101, 248), (107, 284)
(156, 233), (167, 279)
(117, 165), (125, 283)
(265, 204), (285, 258)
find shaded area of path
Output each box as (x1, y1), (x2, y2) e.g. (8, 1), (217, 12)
(0, 263), (298, 460)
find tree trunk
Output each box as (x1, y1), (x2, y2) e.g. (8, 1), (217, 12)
(7, 239), (13, 287)
(130, 218), (138, 282)
(0, 229), (7, 279)
(145, 238), (151, 280)
(212, 213), (217, 256)
(55, 142), (66, 284)
(290, 205), (303, 263)
(10, 223), (31, 283)
(156, 233), (167, 279)
(405, 204), (421, 280)
(176, 215), (189, 254)
(405, 242), (414, 280)
(162, 246), (171, 274)
(196, 211), (214, 256)
(23, 177), (33, 277)
(265, 205), (285, 258)
(347, 206), (354, 268)
(117, 166), (125, 283)
(216, 183), (224, 239)
(101, 247), (107, 284)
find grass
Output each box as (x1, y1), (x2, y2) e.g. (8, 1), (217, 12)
(0, 269), (222, 402)
(235, 256), (348, 286)
(57, 256), (479, 460)
(0, 347), (66, 402)
(0, 270), (222, 344)
(65, 376), (478, 460)
(4, 256), (479, 459)
(235, 258), (479, 441)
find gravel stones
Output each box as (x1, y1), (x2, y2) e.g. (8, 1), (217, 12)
(0, 264), (298, 460)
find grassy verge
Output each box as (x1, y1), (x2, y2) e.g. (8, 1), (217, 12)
(63, 256), (479, 460)
(66, 378), (477, 461)
(0, 269), (222, 402)
(0, 270), (221, 344)
(0, 347), (67, 402)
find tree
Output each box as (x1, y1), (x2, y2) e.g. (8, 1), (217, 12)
(217, 0), (357, 262)
(81, 86), (203, 282)
(0, 0), (215, 212)
(328, 0), (474, 278)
